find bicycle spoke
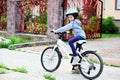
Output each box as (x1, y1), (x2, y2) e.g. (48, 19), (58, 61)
(41, 47), (61, 72)
(79, 51), (103, 79)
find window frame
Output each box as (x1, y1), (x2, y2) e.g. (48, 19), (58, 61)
(115, 0), (120, 10)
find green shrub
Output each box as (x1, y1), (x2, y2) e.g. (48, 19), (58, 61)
(9, 36), (33, 44)
(9, 37), (25, 44)
(102, 17), (119, 34)
(0, 36), (33, 49)
(0, 42), (11, 48)
(102, 33), (120, 38)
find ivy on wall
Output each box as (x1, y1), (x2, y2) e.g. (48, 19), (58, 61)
(0, 0), (7, 31)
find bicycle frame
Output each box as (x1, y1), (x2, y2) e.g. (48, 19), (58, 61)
(53, 39), (72, 59)
(52, 38), (85, 59)
(53, 38), (89, 64)
(51, 32), (89, 62)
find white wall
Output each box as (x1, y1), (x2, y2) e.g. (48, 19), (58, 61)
(102, 0), (120, 20)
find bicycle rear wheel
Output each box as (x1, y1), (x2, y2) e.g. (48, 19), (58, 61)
(41, 47), (62, 72)
(79, 50), (103, 79)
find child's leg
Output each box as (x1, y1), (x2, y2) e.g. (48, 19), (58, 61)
(68, 35), (84, 56)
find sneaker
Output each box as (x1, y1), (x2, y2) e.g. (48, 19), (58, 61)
(71, 56), (80, 65)
(71, 69), (80, 74)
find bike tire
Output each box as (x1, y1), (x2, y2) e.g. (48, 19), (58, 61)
(41, 47), (62, 72)
(79, 50), (103, 79)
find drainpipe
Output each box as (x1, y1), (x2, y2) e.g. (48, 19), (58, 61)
(99, 0), (103, 38)
(61, 0), (65, 40)
(62, 0), (65, 26)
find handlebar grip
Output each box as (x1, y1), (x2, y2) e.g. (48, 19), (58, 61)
(50, 31), (57, 34)
(50, 31), (54, 32)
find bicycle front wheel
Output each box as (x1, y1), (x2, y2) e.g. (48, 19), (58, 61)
(79, 50), (103, 79)
(41, 47), (62, 72)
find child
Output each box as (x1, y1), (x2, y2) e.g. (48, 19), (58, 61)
(53, 8), (86, 65)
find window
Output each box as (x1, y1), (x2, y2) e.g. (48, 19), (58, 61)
(115, 0), (120, 10)
(103, 0), (105, 10)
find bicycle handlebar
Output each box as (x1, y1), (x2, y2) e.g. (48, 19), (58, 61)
(51, 31), (66, 34)
(51, 31), (66, 39)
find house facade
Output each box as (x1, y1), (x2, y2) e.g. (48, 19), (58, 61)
(0, 0), (103, 40)
(102, 0), (120, 26)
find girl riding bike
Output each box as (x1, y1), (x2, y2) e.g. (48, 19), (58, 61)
(41, 8), (103, 79)
(53, 8), (86, 65)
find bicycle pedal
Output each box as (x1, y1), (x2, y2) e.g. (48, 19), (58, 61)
(71, 69), (80, 74)
(69, 54), (75, 57)
(72, 63), (80, 66)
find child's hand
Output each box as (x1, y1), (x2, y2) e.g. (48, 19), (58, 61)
(51, 29), (56, 33)
(53, 29), (56, 33)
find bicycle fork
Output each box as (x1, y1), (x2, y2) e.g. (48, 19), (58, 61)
(52, 45), (62, 58)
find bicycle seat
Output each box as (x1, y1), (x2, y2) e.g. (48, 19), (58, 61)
(77, 40), (86, 45)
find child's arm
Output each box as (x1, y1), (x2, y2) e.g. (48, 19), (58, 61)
(55, 21), (73, 33)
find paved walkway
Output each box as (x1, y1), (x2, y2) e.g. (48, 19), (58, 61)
(0, 38), (120, 80)
(21, 37), (120, 66)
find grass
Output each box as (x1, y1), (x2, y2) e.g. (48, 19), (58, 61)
(102, 33), (120, 38)
(89, 58), (120, 67)
(103, 62), (120, 67)
(11, 67), (28, 73)
(0, 63), (28, 74)
(109, 64), (120, 67)
(9, 36), (33, 44)
(8, 45), (17, 50)
(0, 36), (34, 50)
(0, 42), (10, 48)
(0, 63), (10, 70)
(0, 68), (5, 74)
(87, 58), (120, 67)
(43, 74), (56, 80)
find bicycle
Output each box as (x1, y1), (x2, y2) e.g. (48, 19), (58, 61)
(41, 32), (103, 79)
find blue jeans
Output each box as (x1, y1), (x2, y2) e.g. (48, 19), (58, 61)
(68, 35), (85, 56)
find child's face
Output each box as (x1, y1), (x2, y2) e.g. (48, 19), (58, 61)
(68, 15), (74, 22)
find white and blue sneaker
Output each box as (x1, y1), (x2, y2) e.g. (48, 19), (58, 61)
(71, 56), (80, 65)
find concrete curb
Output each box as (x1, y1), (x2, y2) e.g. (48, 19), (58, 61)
(10, 40), (57, 48)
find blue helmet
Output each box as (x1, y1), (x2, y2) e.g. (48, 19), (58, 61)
(66, 8), (78, 16)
